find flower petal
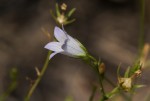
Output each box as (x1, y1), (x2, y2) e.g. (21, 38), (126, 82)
(49, 52), (58, 59)
(62, 39), (85, 56)
(61, 51), (74, 57)
(54, 26), (67, 42)
(44, 42), (64, 52)
(67, 35), (82, 49)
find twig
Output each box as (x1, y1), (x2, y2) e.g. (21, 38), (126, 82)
(24, 51), (51, 101)
(89, 85), (97, 101)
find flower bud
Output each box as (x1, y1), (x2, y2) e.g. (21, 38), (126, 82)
(131, 69), (142, 79)
(61, 3), (67, 11)
(98, 63), (105, 74)
(118, 77), (132, 92)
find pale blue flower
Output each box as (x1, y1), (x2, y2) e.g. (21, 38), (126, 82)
(44, 26), (87, 59)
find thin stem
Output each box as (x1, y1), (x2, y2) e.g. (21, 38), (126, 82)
(89, 85), (97, 101)
(138, 0), (145, 57)
(98, 74), (106, 100)
(24, 51), (51, 101)
(0, 81), (17, 101)
(94, 64), (106, 101)
(104, 76), (115, 87)
(84, 55), (106, 101)
(0, 67), (18, 101)
(0, 79), (17, 101)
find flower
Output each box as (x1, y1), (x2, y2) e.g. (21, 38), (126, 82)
(44, 26), (87, 59)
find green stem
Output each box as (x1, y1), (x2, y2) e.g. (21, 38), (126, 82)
(0, 80), (17, 101)
(89, 85), (97, 101)
(98, 73), (106, 100)
(84, 55), (107, 101)
(0, 67), (18, 101)
(104, 76), (115, 87)
(138, 0), (145, 57)
(24, 51), (51, 101)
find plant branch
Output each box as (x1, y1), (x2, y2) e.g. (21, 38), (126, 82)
(89, 85), (97, 101)
(24, 51), (51, 101)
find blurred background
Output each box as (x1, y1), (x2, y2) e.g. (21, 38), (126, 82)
(0, 0), (150, 101)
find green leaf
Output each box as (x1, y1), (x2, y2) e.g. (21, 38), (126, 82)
(106, 87), (119, 98)
(67, 8), (76, 18)
(55, 3), (61, 17)
(133, 84), (145, 89)
(117, 63), (121, 77)
(64, 19), (76, 25)
(129, 61), (141, 76)
(124, 67), (130, 78)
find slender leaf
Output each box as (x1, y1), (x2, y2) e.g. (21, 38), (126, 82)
(67, 8), (76, 17)
(124, 67), (131, 78)
(64, 19), (76, 25)
(55, 3), (61, 17)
